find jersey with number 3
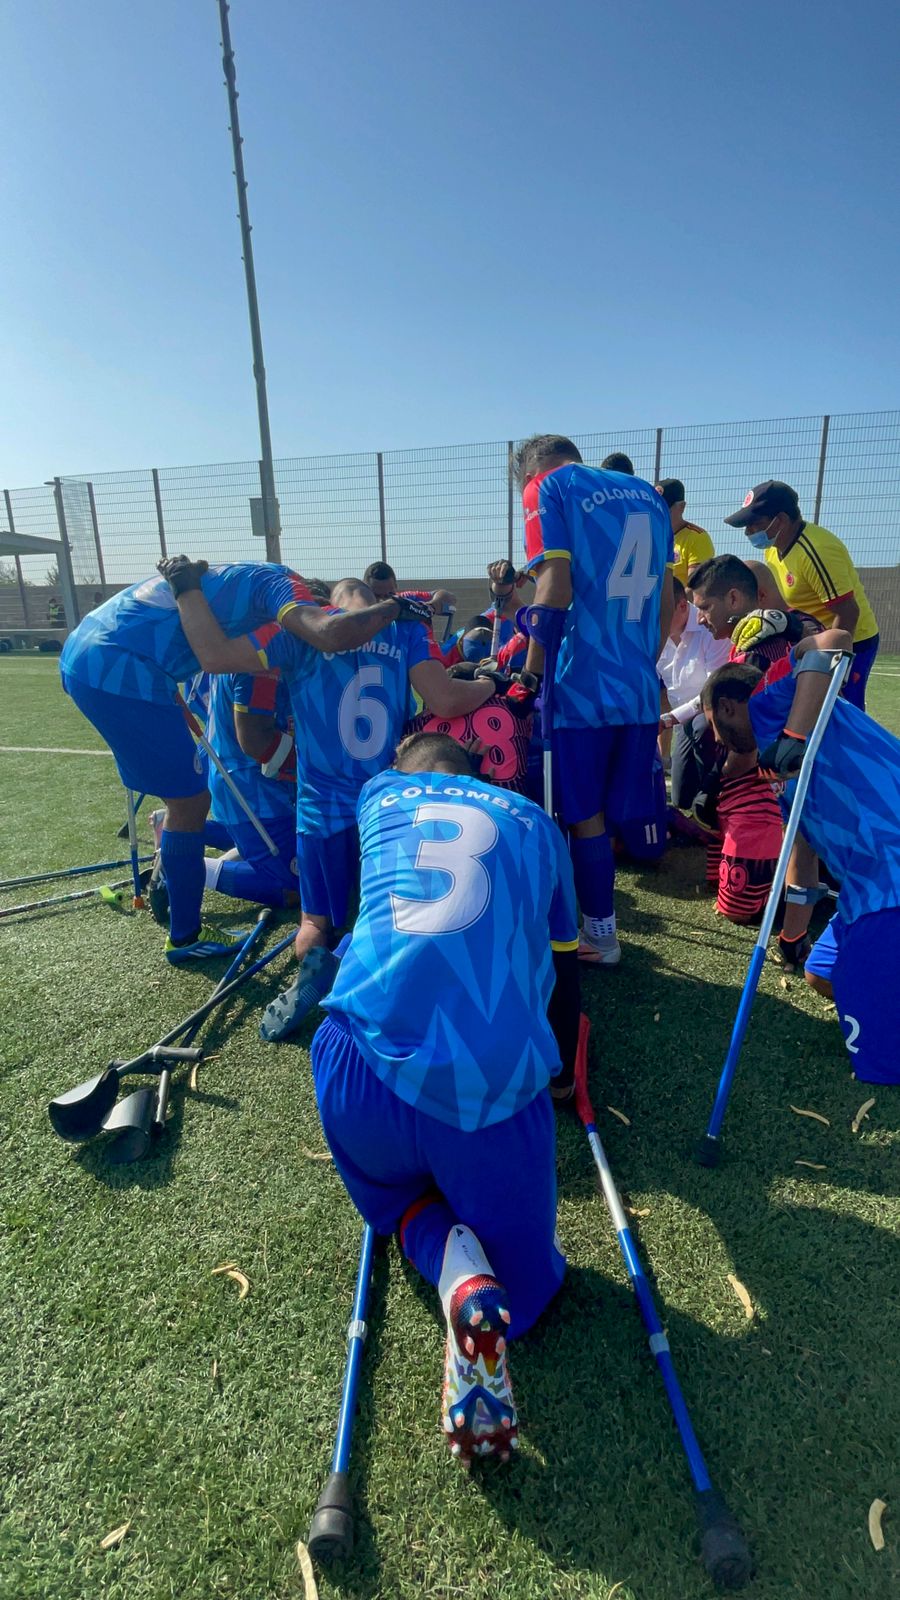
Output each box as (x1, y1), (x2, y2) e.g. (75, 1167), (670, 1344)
(258, 620), (436, 836)
(523, 465), (674, 728)
(323, 769), (579, 1131)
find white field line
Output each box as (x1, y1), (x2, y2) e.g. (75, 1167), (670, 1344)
(0, 745), (112, 756)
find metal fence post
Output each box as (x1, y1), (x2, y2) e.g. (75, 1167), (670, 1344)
(51, 476), (81, 627)
(507, 441), (515, 565)
(257, 460), (282, 565)
(653, 427), (663, 484)
(376, 452), (388, 565)
(3, 489), (30, 626)
(813, 415), (830, 524)
(152, 468), (168, 558)
(86, 481), (107, 592)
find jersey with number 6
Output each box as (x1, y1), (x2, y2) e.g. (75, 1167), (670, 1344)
(322, 769), (579, 1131)
(523, 465), (674, 728)
(257, 620), (437, 836)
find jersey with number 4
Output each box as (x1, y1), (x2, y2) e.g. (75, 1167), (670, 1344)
(523, 465), (674, 728)
(258, 620), (436, 836)
(323, 769), (579, 1131)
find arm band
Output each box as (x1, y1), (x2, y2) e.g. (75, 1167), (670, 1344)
(795, 648), (853, 678)
(260, 731), (295, 778)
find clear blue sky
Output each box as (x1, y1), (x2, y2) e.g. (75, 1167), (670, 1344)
(3, 0), (898, 487)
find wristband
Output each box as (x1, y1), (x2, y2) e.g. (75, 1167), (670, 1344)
(260, 730), (295, 778)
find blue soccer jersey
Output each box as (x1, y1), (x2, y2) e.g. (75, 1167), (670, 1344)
(206, 670), (296, 832)
(523, 465), (674, 728)
(59, 563), (313, 703)
(259, 620), (437, 836)
(749, 653), (900, 925)
(322, 768), (579, 1132)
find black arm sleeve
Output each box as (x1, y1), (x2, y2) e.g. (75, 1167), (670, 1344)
(547, 947), (581, 1092)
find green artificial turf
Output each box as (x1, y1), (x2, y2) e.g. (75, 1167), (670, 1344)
(1, 656), (898, 1600)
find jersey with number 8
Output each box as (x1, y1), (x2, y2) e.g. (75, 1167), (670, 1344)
(523, 464), (674, 728)
(323, 768), (579, 1131)
(258, 620), (434, 836)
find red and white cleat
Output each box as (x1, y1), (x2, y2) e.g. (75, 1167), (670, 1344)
(441, 1269), (518, 1466)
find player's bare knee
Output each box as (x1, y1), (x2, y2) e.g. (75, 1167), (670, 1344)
(163, 789), (211, 831)
(805, 970), (834, 999)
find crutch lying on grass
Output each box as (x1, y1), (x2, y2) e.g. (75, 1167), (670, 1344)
(528, 598), (753, 1588)
(0, 876), (142, 921)
(0, 856), (153, 892)
(574, 1025), (753, 1589)
(694, 650), (850, 1169)
(307, 1223), (377, 1564)
(48, 911), (295, 1159)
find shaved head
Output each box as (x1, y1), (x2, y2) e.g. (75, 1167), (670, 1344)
(745, 560), (783, 610)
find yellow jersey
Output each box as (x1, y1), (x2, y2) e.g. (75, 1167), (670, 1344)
(764, 524), (878, 643)
(671, 522), (714, 585)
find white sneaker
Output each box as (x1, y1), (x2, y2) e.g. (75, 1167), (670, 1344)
(578, 931), (621, 967)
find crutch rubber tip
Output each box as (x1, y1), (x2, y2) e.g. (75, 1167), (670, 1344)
(695, 1488), (753, 1590)
(694, 1134), (722, 1168)
(307, 1471), (354, 1563)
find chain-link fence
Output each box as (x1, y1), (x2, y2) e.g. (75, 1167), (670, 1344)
(2, 409), (898, 646)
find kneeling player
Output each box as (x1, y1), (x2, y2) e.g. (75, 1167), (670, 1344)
(702, 634), (900, 1084)
(311, 732), (583, 1463)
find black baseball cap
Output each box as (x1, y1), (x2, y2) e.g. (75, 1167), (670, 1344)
(725, 480), (800, 527)
(656, 478), (685, 507)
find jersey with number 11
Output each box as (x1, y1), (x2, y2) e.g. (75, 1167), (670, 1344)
(523, 464), (674, 728)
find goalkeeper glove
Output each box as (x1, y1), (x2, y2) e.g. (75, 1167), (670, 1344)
(391, 594), (434, 626)
(730, 608), (805, 653)
(157, 556), (209, 597)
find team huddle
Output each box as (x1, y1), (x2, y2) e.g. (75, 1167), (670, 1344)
(58, 435), (900, 1466)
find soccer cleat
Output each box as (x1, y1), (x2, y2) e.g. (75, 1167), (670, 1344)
(578, 932), (621, 967)
(442, 1274), (518, 1467)
(258, 946), (339, 1041)
(164, 923), (247, 965)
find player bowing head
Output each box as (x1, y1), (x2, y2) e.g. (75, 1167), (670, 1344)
(309, 730), (584, 1466)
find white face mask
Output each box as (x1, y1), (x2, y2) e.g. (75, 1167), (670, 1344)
(746, 518), (777, 550)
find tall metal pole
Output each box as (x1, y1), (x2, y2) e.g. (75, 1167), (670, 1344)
(217, 0), (282, 564)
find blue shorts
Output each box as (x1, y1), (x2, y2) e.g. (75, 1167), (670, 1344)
(805, 914), (839, 983)
(311, 1014), (564, 1337)
(555, 723), (658, 826)
(845, 633), (879, 710)
(615, 756), (668, 861)
(61, 674), (207, 799)
(826, 909), (900, 1084)
(297, 825), (360, 926)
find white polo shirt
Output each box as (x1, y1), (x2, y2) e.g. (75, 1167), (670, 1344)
(658, 606), (732, 722)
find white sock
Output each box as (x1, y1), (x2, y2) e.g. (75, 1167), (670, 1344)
(203, 854), (225, 890)
(584, 913), (617, 943)
(438, 1225), (495, 1320)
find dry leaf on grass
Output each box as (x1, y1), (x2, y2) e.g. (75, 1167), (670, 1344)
(211, 1358), (220, 1385)
(100, 1521), (131, 1550)
(789, 1105), (830, 1127)
(211, 1264), (250, 1300)
(626, 1206), (651, 1218)
(295, 1539), (320, 1598)
(868, 1498), (887, 1552)
(188, 1062), (200, 1091)
(606, 1106), (631, 1126)
(653, 1012), (660, 1023)
(851, 1097), (876, 1134)
(794, 1160), (827, 1171)
(780, 975), (791, 990)
(727, 1273), (755, 1320)
(300, 1146), (333, 1162)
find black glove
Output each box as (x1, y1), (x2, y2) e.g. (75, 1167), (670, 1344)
(392, 594), (434, 626)
(489, 560), (517, 602)
(758, 730), (806, 779)
(503, 669), (540, 716)
(473, 664), (512, 693)
(691, 773), (722, 834)
(446, 662), (479, 680)
(157, 556), (208, 597)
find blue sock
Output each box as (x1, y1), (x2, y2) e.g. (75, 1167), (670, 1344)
(399, 1194), (457, 1289)
(203, 820), (235, 851)
(160, 829), (206, 943)
(570, 833), (615, 921)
